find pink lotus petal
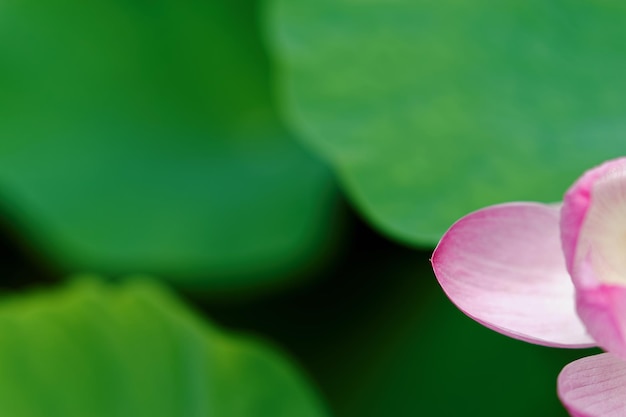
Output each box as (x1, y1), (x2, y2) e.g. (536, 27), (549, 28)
(575, 284), (626, 360)
(561, 157), (626, 274)
(558, 353), (626, 417)
(432, 203), (594, 348)
(561, 157), (626, 358)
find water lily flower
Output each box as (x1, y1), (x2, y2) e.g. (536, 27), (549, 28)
(431, 157), (626, 417)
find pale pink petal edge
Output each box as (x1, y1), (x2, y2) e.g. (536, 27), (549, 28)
(558, 353), (626, 417)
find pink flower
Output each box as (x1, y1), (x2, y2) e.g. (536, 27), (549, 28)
(431, 157), (626, 417)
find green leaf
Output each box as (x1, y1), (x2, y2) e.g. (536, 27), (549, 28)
(0, 278), (329, 417)
(268, 0), (626, 245)
(0, 0), (340, 286)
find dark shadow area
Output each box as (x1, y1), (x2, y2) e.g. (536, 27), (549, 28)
(0, 199), (60, 289)
(187, 200), (429, 412)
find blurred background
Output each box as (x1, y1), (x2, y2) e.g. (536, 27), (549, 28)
(0, 0), (618, 415)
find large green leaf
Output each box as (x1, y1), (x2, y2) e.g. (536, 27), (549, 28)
(0, 278), (329, 417)
(0, 0), (339, 286)
(268, 0), (626, 245)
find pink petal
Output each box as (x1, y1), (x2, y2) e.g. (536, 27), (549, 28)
(432, 203), (594, 348)
(575, 283), (626, 360)
(561, 157), (626, 275)
(558, 353), (626, 417)
(561, 157), (626, 358)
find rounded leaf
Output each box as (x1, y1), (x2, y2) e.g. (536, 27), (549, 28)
(268, 0), (626, 245)
(0, 0), (340, 287)
(0, 278), (329, 417)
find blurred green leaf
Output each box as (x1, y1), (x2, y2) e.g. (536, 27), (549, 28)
(0, 278), (329, 417)
(0, 0), (340, 286)
(268, 0), (626, 245)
